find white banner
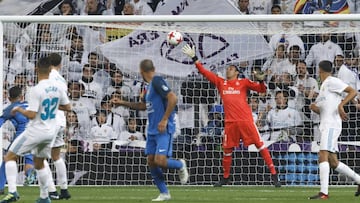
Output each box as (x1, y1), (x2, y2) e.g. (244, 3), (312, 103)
(100, 0), (272, 78)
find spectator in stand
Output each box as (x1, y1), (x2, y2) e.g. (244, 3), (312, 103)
(333, 54), (345, 77)
(113, 0), (126, 15)
(305, 33), (344, 77)
(263, 43), (295, 80)
(3, 43), (33, 87)
(294, 60), (319, 113)
(117, 117), (145, 147)
(267, 4), (283, 36)
(338, 51), (360, 92)
(107, 68), (132, 101)
(65, 110), (85, 153)
(199, 104), (224, 146)
(266, 91), (303, 142)
(288, 45), (302, 73)
(57, 0), (77, 15)
(277, 0), (296, 14)
(93, 58), (114, 91)
(83, 0), (113, 15)
(89, 110), (114, 152)
(236, 0), (252, 14)
(268, 31), (306, 59)
(93, 95), (126, 137)
(110, 89), (130, 118)
(248, 93), (270, 137)
(129, 0), (154, 15)
(79, 64), (104, 107)
(69, 35), (87, 64)
(268, 72), (299, 110)
(122, 2), (135, 15)
(68, 81), (96, 139)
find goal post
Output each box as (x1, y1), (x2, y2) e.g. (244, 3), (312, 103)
(1, 14), (360, 186)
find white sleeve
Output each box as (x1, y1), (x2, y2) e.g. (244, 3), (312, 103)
(329, 77), (348, 94)
(27, 87), (40, 112)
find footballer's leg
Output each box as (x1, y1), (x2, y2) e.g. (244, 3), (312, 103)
(146, 136), (171, 201)
(34, 157), (51, 203)
(328, 153), (360, 197)
(44, 160), (59, 200)
(214, 147), (232, 187)
(51, 146), (71, 200)
(23, 155), (36, 186)
(0, 152), (20, 203)
(309, 150), (330, 199)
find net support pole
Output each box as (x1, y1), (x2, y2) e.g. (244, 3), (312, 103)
(0, 21), (3, 164)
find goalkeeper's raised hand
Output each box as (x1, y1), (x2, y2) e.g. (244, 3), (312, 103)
(253, 70), (266, 82)
(182, 44), (198, 62)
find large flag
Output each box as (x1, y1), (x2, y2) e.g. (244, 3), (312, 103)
(100, 0), (272, 78)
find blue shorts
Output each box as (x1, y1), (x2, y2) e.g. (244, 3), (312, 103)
(145, 132), (173, 157)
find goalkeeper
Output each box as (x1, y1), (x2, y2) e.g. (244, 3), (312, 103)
(182, 44), (281, 187)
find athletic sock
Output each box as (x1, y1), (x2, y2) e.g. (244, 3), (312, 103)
(150, 167), (168, 194)
(259, 148), (276, 175)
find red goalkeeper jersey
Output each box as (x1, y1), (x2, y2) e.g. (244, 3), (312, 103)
(195, 62), (266, 122)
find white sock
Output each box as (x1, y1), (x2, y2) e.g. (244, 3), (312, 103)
(335, 162), (360, 184)
(5, 161), (18, 193)
(36, 167), (49, 199)
(54, 158), (68, 190)
(44, 160), (56, 192)
(319, 162), (330, 195)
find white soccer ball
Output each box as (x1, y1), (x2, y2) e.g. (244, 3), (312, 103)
(167, 30), (183, 46)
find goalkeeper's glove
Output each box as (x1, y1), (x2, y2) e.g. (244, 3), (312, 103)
(253, 70), (266, 82)
(182, 44), (198, 62)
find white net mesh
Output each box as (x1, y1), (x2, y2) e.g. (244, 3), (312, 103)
(1, 15), (360, 186)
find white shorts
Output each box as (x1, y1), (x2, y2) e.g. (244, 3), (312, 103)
(9, 128), (54, 158)
(319, 126), (341, 153)
(51, 126), (65, 148)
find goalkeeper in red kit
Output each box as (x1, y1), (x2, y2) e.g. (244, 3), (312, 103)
(182, 44), (281, 187)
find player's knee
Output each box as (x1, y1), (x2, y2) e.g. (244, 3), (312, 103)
(154, 156), (167, 168)
(33, 158), (45, 170)
(51, 147), (61, 161)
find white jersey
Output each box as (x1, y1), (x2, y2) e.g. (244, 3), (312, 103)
(316, 76), (348, 129)
(337, 64), (360, 92)
(49, 69), (67, 127)
(27, 79), (70, 134)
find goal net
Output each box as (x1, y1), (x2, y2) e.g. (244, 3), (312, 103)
(1, 13), (360, 187)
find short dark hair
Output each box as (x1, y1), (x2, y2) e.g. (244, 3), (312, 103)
(319, 60), (333, 73)
(140, 59), (155, 72)
(8, 86), (22, 99)
(48, 53), (62, 66)
(271, 5), (281, 12)
(36, 57), (51, 74)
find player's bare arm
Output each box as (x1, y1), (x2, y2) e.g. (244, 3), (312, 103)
(59, 104), (72, 112)
(158, 91), (177, 133)
(110, 97), (146, 110)
(11, 106), (36, 119)
(338, 86), (357, 121)
(310, 103), (320, 114)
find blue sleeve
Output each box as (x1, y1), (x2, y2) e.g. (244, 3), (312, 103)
(0, 117), (6, 127)
(152, 76), (171, 99)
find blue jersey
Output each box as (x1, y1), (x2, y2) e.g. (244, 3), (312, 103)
(145, 76), (176, 135)
(0, 101), (29, 140)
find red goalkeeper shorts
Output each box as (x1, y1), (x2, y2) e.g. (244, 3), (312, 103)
(223, 121), (264, 148)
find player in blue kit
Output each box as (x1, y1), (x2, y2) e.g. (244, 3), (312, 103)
(111, 59), (189, 201)
(0, 86), (36, 195)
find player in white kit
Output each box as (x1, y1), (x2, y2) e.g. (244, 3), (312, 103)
(0, 57), (71, 203)
(47, 53), (71, 200)
(309, 60), (360, 200)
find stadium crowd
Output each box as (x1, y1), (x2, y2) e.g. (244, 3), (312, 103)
(2, 0), (360, 153)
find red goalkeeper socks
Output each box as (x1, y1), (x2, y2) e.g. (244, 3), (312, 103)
(259, 148), (277, 175)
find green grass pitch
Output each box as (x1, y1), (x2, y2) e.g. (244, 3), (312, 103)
(4, 186), (360, 203)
